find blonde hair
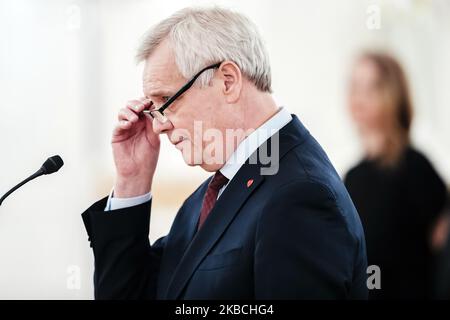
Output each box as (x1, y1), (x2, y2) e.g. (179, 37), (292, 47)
(359, 52), (414, 167)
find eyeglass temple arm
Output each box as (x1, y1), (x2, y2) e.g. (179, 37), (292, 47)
(158, 62), (222, 113)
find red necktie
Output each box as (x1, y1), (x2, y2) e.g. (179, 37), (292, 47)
(197, 171), (229, 230)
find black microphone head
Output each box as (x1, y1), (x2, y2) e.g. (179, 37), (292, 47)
(41, 155), (64, 174)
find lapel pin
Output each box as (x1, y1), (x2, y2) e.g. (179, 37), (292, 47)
(247, 179), (254, 188)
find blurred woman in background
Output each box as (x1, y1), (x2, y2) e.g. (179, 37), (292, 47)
(344, 52), (448, 299)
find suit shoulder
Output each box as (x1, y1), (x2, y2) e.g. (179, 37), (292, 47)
(265, 152), (364, 242)
(277, 135), (343, 195)
(259, 178), (366, 259)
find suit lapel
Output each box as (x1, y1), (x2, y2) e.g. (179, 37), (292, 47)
(164, 115), (309, 299)
(156, 179), (210, 299)
(165, 162), (265, 299)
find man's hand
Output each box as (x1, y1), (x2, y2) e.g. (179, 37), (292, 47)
(112, 97), (160, 198)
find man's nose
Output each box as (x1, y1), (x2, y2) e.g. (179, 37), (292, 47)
(152, 118), (174, 134)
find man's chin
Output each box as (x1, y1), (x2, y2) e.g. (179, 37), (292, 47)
(180, 151), (200, 167)
(180, 153), (222, 172)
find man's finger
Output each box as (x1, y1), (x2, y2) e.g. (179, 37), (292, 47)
(118, 107), (139, 122)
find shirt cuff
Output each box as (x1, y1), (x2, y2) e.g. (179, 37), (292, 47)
(104, 188), (152, 211)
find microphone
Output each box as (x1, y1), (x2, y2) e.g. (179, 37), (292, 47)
(0, 155), (64, 206)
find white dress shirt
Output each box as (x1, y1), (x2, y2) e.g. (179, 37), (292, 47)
(105, 107), (292, 211)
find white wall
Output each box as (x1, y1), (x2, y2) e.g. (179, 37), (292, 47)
(0, 0), (448, 299)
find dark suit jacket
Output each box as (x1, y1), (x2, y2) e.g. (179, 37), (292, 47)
(82, 115), (368, 299)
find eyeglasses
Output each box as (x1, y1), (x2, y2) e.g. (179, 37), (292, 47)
(143, 62), (222, 123)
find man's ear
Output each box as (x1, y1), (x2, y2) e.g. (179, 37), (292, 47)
(219, 61), (242, 104)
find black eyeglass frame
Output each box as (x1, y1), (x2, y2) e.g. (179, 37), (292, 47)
(144, 62), (222, 121)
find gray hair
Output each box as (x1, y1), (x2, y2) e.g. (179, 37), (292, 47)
(136, 6), (272, 92)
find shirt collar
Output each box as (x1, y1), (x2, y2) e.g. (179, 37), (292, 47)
(219, 107), (292, 181)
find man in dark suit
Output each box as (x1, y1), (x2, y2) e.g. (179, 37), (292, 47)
(82, 7), (367, 299)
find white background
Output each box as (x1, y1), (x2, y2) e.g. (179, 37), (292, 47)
(0, 0), (449, 299)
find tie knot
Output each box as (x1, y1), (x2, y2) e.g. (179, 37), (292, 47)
(208, 171), (229, 191)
